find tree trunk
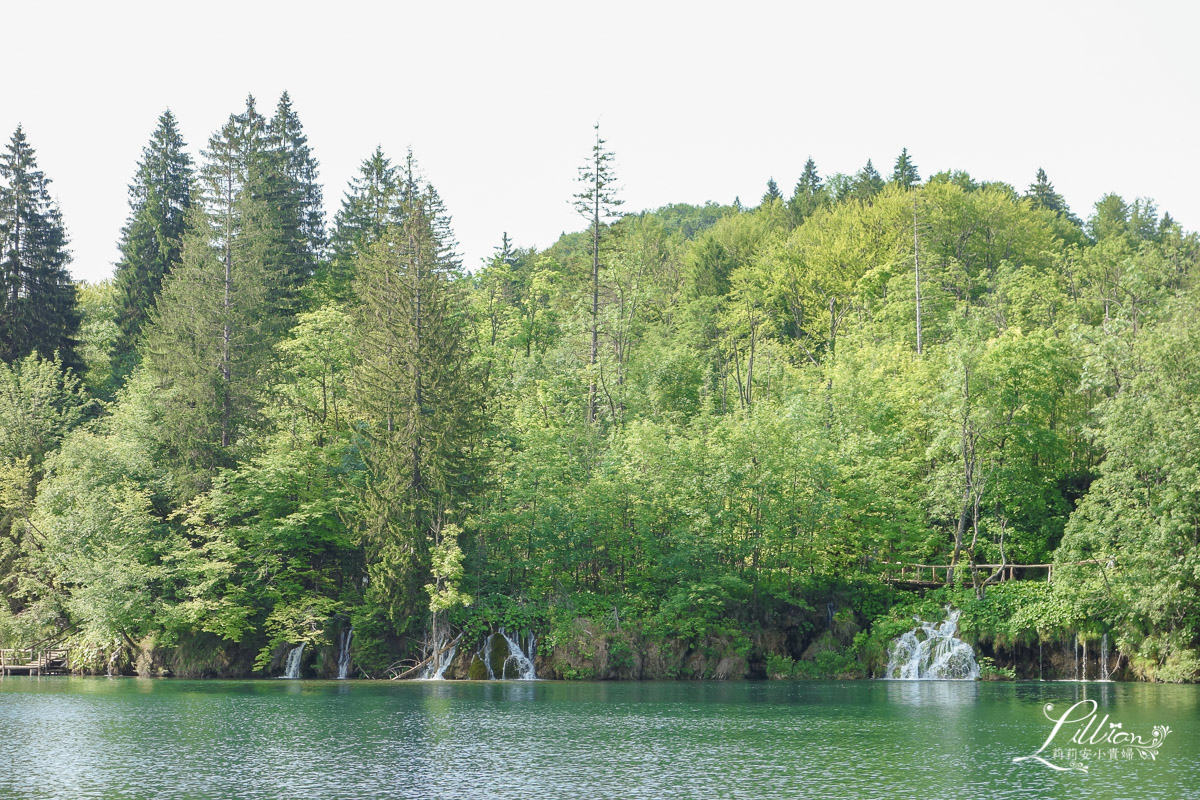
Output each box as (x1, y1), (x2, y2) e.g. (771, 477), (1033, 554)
(589, 193), (599, 425)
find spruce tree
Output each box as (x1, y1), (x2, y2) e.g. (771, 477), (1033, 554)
(323, 147), (401, 302)
(112, 110), (193, 372)
(242, 91), (325, 310)
(1026, 168), (1082, 226)
(1027, 168), (1064, 214)
(399, 149), (458, 268)
(891, 147), (920, 189)
(852, 159), (885, 200)
(350, 164), (479, 628)
(760, 177), (782, 206)
(228, 93), (310, 314)
(573, 123), (621, 426)
(789, 157), (824, 223)
(0, 127), (80, 369)
(139, 101), (287, 495)
(267, 92), (324, 262)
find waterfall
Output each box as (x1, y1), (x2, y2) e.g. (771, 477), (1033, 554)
(1074, 635), (1080, 681)
(478, 634), (497, 680)
(283, 643), (306, 679)
(336, 628), (353, 680)
(499, 629), (536, 680)
(419, 629), (457, 680)
(1082, 639), (1088, 681)
(477, 629), (536, 680)
(884, 607), (979, 680)
(1100, 633), (1110, 681)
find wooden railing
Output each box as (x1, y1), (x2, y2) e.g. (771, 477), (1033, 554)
(879, 560), (1103, 586)
(0, 648), (69, 676)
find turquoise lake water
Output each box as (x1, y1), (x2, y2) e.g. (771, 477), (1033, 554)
(0, 677), (1194, 799)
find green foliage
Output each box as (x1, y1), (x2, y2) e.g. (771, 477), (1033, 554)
(767, 640), (864, 679)
(76, 281), (121, 402)
(426, 524), (473, 614)
(0, 352), (87, 467)
(5, 124), (1200, 681)
(21, 425), (176, 653)
(977, 655), (1016, 680)
(651, 577), (751, 643)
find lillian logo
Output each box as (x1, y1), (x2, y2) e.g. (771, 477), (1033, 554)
(1013, 699), (1171, 773)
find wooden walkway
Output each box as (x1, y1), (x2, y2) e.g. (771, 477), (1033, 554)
(0, 648), (69, 676)
(879, 560), (1100, 587)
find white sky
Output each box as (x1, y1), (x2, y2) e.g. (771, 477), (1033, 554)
(4, 0), (1198, 283)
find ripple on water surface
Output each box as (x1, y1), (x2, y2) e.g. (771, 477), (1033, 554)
(0, 678), (1194, 799)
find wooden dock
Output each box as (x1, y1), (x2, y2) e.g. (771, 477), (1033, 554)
(0, 648), (69, 676)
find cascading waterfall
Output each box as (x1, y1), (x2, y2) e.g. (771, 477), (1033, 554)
(1100, 633), (1110, 681)
(884, 607), (979, 680)
(477, 636), (496, 680)
(283, 642), (306, 679)
(419, 629), (457, 680)
(499, 629), (536, 680)
(1074, 634), (1080, 681)
(1082, 639), (1088, 681)
(477, 628), (537, 680)
(336, 628), (354, 680)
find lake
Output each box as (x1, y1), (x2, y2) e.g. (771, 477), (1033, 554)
(0, 678), (1194, 799)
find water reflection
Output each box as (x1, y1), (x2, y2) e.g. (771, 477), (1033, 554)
(0, 678), (1193, 800)
(885, 678), (980, 708)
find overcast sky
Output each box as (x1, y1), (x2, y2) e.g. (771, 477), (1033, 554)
(5, 0), (1198, 284)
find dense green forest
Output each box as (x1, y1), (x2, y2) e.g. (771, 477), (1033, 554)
(1, 95), (1198, 682)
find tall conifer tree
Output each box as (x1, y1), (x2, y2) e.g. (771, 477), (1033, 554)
(573, 123), (621, 426)
(0, 127), (79, 369)
(853, 159), (885, 200)
(139, 99), (286, 494)
(789, 157), (824, 223)
(323, 147), (402, 300)
(350, 158), (478, 628)
(112, 110), (193, 371)
(891, 147), (920, 189)
(247, 91), (324, 308)
(267, 92), (324, 261)
(761, 178), (782, 206)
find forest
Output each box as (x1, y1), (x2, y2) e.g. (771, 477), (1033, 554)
(1, 93), (1198, 682)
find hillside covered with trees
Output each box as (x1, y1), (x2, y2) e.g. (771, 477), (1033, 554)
(2, 95), (1198, 682)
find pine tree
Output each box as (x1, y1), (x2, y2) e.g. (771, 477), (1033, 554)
(789, 157), (824, 223)
(0, 127), (80, 369)
(138, 100), (287, 495)
(1027, 168), (1064, 214)
(112, 110), (193, 372)
(246, 91), (324, 309)
(891, 147), (920, 189)
(852, 159), (885, 200)
(573, 123), (621, 426)
(324, 147), (402, 301)
(761, 177), (782, 206)
(350, 166), (479, 628)
(266, 92), (324, 261)
(213, 93), (321, 316)
(399, 149), (458, 269)
(1159, 212), (1178, 236)
(1026, 168), (1081, 226)
(198, 97), (264, 261)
